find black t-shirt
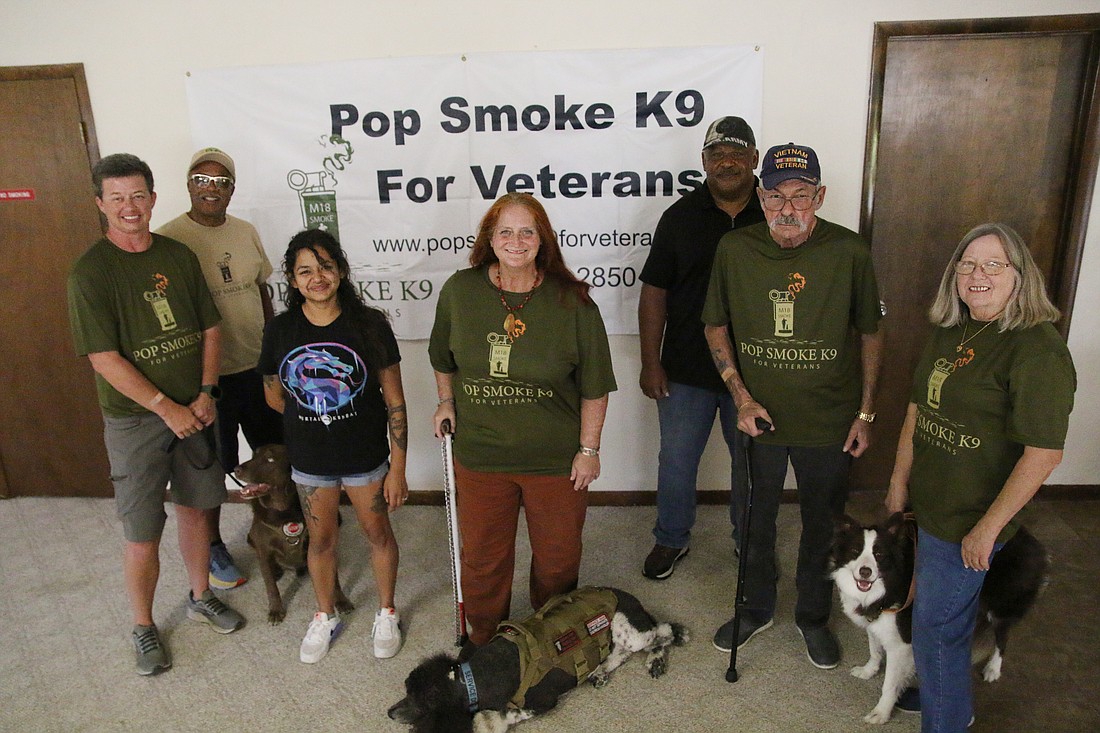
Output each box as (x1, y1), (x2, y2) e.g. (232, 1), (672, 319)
(258, 307), (400, 476)
(639, 180), (766, 392)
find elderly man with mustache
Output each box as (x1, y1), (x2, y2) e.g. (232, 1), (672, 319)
(701, 143), (885, 671)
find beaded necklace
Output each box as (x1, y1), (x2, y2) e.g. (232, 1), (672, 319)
(494, 266), (541, 342)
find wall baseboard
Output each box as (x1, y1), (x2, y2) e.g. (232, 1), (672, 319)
(405, 485), (1100, 507)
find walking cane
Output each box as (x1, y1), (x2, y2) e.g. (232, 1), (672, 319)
(726, 417), (771, 683)
(440, 419), (468, 647)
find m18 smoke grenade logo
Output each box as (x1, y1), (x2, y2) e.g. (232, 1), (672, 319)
(287, 134), (354, 240)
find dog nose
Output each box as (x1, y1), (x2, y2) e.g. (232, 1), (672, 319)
(859, 566), (872, 579)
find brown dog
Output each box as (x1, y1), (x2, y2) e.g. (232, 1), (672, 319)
(234, 444), (353, 624)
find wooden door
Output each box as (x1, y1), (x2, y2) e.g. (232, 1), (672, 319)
(852, 15), (1100, 490)
(0, 64), (111, 497)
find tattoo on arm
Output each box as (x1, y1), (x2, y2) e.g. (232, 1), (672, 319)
(262, 374), (279, 388)
(296, 482), (320, 523)
(387, 404), (408, 451)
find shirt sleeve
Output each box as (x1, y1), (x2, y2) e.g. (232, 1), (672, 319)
(1007, 348), (1076, 449)
(700, 235), (733, 326)
(427, 275), (457, 373)
(639, 209), (678, 290)
(576, 298), (618, 399)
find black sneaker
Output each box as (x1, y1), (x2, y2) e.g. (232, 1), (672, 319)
(797, 624), (840, 669)
(712, 613), (773, 652)
(895, 686), (920, 714)
(643, 544), (689, 580)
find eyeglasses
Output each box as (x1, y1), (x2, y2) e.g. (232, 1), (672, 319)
(760, 189), (819, 211)
(189, 173), (235, 190)
(495, 227), (538, 242)
(954, 260), (1013, 276)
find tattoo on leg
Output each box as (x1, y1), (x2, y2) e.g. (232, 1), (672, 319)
(296, 482), (321, 523)
(371, 486), (387, 514)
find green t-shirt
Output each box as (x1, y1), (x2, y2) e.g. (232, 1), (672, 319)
(701, 219), (882, 446)
(67, 235), (222, 416)
(908, 321), (1075, 543)
(428, 267), (617, 474)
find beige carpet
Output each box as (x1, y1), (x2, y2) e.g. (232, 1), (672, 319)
(1, 494), (1096, 732)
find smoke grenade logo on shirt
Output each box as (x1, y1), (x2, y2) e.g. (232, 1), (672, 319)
(280, 342), (366, 425)
(143, 272), (177, 331)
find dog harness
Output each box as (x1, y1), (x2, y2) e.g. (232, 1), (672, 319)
(495, 587), (618, 708)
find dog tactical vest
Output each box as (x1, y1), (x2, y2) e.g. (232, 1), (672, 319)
(495, 587), (618, 708)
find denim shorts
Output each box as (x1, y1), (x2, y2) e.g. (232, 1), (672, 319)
(291, 460), (389, 489)
(103, 413), (226, 542)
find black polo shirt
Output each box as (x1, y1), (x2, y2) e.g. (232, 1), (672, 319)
(639, 179), (765, 392)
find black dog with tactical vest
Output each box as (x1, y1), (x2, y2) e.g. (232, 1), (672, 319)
(830, 512), (1048, 725)
(388, 586), (687, 732)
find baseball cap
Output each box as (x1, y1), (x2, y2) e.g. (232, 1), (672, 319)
(702, 116), (756, 150)
(188, 147), (236, 179)
(760, 143), (820, 189)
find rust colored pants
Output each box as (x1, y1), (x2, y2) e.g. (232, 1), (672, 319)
(453, 459), (589, 645)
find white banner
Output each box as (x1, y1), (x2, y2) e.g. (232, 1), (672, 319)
(186, 46), (763, 338)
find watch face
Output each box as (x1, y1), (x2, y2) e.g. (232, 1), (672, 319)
(202, 384), (222, 400)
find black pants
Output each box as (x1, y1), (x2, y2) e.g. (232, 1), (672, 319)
(214, 369), (284, 471)
(736, 441), (850, 628)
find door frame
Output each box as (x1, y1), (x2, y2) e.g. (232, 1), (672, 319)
(860, 13), (1100, 336)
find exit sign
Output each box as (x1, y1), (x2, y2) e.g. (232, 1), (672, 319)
(0, 189), (35, 201)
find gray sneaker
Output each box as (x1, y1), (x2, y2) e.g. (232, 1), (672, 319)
(187, 589), (245, 634)
(132, 624), (171, 675)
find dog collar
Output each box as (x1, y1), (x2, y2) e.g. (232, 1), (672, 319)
(457, 662), (479, 713)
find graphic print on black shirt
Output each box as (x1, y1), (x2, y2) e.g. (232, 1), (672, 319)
(279, 341), (366, 426)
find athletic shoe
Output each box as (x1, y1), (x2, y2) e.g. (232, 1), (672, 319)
(712, 614), (774, 652)
(132, 624), (171, 676)
(300, 611), (344, 663)
(643, 544), (689, 580)
(895, 686), (921, 714)
(186, 589), (245, 634)
(372, 608), (403, 659)
(208, 541), (247, 589)
(798, 624), (840, 669)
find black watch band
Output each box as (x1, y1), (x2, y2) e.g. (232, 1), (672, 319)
(200, 384), (222, 400)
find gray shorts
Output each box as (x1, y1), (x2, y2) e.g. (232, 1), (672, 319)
(103, 413), (227, 542)
(291, 460), (389, 489)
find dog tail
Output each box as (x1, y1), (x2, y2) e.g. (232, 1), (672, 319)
(668, 622), (689, 647)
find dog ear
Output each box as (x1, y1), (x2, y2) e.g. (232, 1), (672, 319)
(834, 513), (861, 534)
(884, 511), (907, 536)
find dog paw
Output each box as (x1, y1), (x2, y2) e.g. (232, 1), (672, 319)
(336, 599), (356, 614)
(268, 608), (286, 625)
(589, 672), (609, 688)
(851, 664), (878, 680)
(982, 655), (1002, 682)
(647, 658), (667, 678)
(863, 708), (892, 725)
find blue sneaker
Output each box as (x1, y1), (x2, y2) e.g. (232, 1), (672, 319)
(209, 541), (247, 589)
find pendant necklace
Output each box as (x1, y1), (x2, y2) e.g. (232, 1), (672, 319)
(956, 316), (998, 352)
(495, 266), (541, 342)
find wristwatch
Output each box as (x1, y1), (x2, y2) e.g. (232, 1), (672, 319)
(200, 384), (223, 400)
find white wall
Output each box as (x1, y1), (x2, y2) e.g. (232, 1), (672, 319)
(4, 0), (1097, 491)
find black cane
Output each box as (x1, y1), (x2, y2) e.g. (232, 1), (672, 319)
(726, 417), (771, 683)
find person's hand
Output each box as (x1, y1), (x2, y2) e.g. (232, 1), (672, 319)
(961, 521), (999, 571)
(160, 399), (205, 439)
(189, 392), (217, 427)
(570, 452), (600, 491)
(639, 363), (669, 400)
(843, 417), (872, 458)
(383, 470), (409, 512)
(433, 400), (457, 439)
(737, 401), (774, 436)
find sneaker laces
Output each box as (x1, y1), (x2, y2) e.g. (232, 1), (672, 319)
(373, 611), (398, 640)
(305, 614), (336, 643)
(134, 627), (161, 654)
(196, 593), (229, 615)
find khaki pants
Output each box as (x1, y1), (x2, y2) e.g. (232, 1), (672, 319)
(454, 459), (589, 645)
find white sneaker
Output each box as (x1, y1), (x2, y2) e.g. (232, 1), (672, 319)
(300, 611), (343, 664)
(372, 608), (402, 659)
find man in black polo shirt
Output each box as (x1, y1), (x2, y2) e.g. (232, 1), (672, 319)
(638, 116), (764, 580)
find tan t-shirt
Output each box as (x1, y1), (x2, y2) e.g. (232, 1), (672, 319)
(157, 214), (273, 374)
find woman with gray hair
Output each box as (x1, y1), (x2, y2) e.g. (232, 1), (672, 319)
(884, 222), (1075, 732)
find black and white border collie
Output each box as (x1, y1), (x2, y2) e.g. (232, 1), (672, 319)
(831, 512), (1048, 724)
(387, 587), (687, 733)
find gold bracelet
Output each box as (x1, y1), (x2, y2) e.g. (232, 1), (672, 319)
(438, 397), (456, 405)
(857, 411), (876, 423)
(578, 446), (600, 457)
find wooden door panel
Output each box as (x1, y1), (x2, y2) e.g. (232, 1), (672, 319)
(0, 66), (109, 497)
(853, 16), (1100, 490)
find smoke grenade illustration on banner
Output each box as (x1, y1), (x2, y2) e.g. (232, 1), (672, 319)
(287, 134), (354, 240)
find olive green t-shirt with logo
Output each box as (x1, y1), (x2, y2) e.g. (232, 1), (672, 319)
(702, 219), (882, 447)
(908, 321), (1075, 543)
(67, 235), (222, 416)
(428, 267), (617, 475)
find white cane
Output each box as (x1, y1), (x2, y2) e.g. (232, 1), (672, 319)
(440, 419), (468, 647)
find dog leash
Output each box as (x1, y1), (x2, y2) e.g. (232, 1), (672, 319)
(881, 513), (918, 616)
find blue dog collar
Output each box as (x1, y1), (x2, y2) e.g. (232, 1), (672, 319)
(457, 662), (479, 712)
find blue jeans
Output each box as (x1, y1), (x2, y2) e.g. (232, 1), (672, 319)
(652, 382), (745, 549)
(740, 442), (850, 627)
(913, 528), (1003, 733)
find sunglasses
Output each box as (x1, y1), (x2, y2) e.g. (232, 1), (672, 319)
(189, 173), (235, 190)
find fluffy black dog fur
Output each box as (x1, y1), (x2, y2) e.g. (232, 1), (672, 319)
(387, 587), (687, 733)
(831, 512), (1048, 724)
